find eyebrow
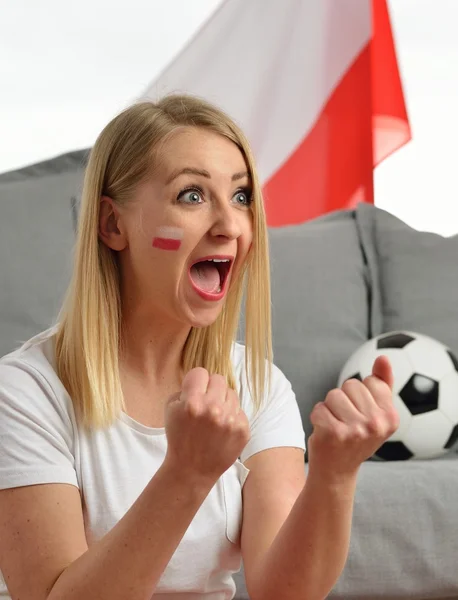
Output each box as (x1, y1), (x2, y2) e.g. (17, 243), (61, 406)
(166, 167), (251, 184)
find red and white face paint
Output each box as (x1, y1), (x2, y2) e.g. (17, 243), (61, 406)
(152, 226), (184, 251)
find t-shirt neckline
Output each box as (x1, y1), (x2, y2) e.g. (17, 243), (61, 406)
(120, 411), (166, 436)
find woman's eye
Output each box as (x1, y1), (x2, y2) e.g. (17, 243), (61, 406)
(233, 189), (252, 206)
(177, 188), (203, 204)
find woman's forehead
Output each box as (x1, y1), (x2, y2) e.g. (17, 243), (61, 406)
(158, 128), (248, 179)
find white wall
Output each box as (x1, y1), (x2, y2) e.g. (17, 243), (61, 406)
(375, 0), (458, 236)
(1, 0), (457, 235)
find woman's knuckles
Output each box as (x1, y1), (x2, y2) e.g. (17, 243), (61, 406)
(363, 415), (385, 437)
(333, 426), (351, 445)
(363, 375), (392, 400)
(325, 388), (347, 405)
(310, 392), (401, 473)
(317, 417), (393, 444)
(184, 396), (246, 433)
(310, 402), (329, 426)
(349, 424), (368, 442)
(310, 401), (323, 417)
(185, 398), (203, 418)
(341, 379), (362, 397)
(387, 407), (401, 433)
(209, 405), (222, 420)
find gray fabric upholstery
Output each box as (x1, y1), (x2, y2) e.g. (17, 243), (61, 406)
(356, 203), (458, 357)
(0, 167), (83, 355)
(264, 210), (372, 440)
(355, 202), (383, 338)
(0, 150), (88, 184)
(331, 454), (458, 599)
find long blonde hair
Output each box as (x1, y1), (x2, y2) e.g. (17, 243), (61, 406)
(55, 95), (272, 429)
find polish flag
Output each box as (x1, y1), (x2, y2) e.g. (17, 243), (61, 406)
(140, 0), (411, 227)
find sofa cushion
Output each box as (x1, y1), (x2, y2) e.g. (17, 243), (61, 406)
(331, 454), (458, 599)
(354, 202), (383, 338)
(356, 203), (458, 357)
(240, 210), (372, 442)
(0, 170), (82, 356)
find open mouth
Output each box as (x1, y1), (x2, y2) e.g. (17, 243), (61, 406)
(189, 256), (233, 298)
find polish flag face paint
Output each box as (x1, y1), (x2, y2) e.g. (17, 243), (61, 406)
(152, 226), (183, 251)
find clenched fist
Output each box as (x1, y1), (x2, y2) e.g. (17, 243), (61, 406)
(308, 356), (400, 480)
(163, 367), (251, 484)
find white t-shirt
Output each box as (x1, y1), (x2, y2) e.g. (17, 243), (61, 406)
(0, 328), (306, 600)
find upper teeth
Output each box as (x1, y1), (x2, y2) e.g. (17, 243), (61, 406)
(208, 259), (230, 262)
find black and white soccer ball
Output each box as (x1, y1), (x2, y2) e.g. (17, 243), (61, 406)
(338, 331), (458, 460)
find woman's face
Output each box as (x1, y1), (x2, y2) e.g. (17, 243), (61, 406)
(104, 127), (254, 329)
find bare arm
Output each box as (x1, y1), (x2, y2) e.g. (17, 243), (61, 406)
(246, 357), (398, 600)
(0, 461), (215, 600)
(249, 468), (358, 600)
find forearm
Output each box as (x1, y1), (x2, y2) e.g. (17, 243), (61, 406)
(254, 467), (359, 600)
(48, 462), (214, 600)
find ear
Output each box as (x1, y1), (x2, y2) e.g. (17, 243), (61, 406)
(99, 196), (128, 251)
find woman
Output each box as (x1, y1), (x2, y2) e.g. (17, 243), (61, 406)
(0, 95), (398, 600)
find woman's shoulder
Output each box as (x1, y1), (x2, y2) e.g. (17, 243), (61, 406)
(230, 340), (288, 384)
(230, 340), (306, 462)
(230, 340), (293, 411)
(1, 327), (58, 378)
(0, 327), (75, 425)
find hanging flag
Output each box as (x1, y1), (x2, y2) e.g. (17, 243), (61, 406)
(140, 0), (411, 227)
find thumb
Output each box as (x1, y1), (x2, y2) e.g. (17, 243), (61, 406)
(372, 355), (394, 390)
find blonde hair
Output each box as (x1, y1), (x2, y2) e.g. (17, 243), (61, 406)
(55, 95), (272, 429)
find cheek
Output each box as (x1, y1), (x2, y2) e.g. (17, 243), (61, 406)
(151, 226), (184, 252)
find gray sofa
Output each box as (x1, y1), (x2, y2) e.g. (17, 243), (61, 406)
(235, 203), (458, 599)
(1, 154), (458, 599)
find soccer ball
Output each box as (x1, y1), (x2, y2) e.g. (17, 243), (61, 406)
(337, 331), (458, 460)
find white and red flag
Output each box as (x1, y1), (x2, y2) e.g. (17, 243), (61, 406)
(141, 0), (411, 226)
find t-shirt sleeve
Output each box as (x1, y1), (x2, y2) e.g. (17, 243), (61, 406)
(238, 356), (307, 463)
(0, 360), (78, 490)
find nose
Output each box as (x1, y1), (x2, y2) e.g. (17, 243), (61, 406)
(209, 202), (243, 240)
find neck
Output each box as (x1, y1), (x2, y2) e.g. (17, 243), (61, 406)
(120, 308), (190, 386)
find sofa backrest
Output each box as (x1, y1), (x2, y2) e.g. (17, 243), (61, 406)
(356, 202), (458, 357)
(0, 153), (85, 356)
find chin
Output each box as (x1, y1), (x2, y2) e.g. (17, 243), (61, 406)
(185, 306), (224, 329)
(188, 314), (220, 329)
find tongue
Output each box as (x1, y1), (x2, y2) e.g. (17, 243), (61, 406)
(190, 262), (221, 293)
